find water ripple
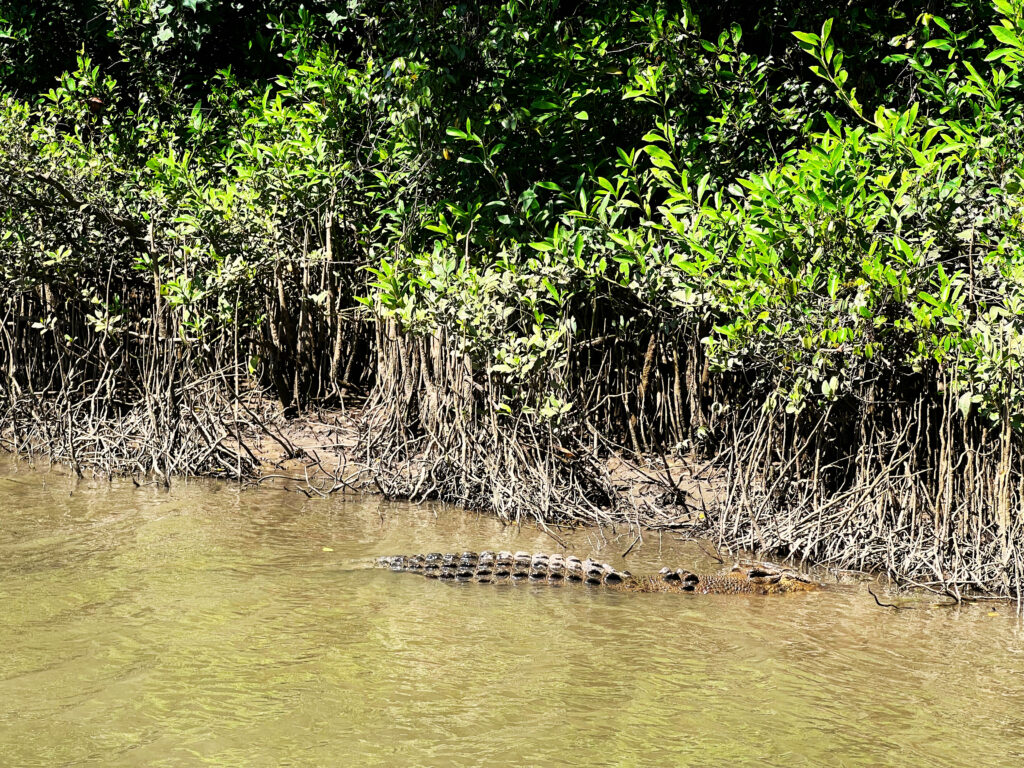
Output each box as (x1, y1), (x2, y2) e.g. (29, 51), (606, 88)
(1, 459), (1023, 767)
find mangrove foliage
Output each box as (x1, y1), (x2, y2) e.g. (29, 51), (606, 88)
(2, 0), (1024, 597)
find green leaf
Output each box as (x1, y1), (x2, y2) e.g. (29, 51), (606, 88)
(821, 18), (833, 45)
(985, 47), (1019, 61)
(991, 24), (1023, 49)
(792, 31), (820, 46)
(644, 145), (676, 170)
(824, 112), (842, 137)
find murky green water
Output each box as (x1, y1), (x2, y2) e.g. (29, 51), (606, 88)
(2, 459), (1023, 767)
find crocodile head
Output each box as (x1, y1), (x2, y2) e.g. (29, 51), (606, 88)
(651, 561), (818, 594)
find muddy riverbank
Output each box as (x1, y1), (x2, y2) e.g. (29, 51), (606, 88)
(3, 403), (1020, 606)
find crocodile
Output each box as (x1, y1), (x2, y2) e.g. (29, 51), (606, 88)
(375, 550), (818, 595)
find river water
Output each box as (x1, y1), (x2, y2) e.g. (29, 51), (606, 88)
(2, 459), (1023, 767)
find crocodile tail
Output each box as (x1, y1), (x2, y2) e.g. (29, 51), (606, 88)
(375, 551), (633, 587)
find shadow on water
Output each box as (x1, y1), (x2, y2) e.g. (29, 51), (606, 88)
(1, 459), (1023, 767)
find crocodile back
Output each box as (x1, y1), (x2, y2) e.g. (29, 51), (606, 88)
(375, 551), (633, 586)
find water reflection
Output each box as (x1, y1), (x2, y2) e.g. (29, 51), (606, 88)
(1, 460), (1022, 767)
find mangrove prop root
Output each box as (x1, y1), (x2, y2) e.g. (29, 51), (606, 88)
(362, 324), (1024, 601)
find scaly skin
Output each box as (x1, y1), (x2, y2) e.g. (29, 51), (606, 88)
(374, 551), (818, 595)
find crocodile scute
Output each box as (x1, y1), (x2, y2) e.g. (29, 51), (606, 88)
(374, 551), (818, 594)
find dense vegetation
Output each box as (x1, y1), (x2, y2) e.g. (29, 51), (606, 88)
(2, 1), (1023, 597)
